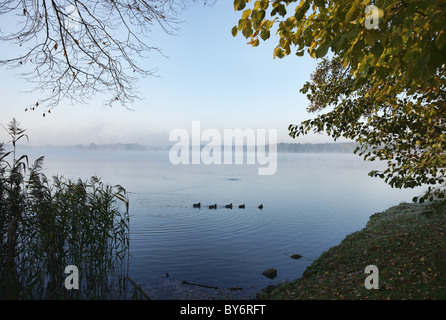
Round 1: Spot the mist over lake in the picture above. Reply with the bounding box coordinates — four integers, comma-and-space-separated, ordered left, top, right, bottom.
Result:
20, 145, 425, 299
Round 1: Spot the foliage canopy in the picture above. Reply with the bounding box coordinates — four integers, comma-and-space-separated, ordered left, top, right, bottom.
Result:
232, 0, 445, 200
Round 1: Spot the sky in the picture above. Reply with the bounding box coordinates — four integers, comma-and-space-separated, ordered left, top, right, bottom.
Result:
0, 1, 338, 147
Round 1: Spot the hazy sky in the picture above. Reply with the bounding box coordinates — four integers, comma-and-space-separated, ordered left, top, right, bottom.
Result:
0, 1, 337, 146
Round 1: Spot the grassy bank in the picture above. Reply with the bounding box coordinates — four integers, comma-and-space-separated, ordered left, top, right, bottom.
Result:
260, 202, 446, 300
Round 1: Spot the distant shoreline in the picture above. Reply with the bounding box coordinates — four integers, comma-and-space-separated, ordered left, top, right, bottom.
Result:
9, 142, 359, 153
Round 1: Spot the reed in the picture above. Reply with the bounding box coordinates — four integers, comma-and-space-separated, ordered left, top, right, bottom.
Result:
0, 119, 130, 299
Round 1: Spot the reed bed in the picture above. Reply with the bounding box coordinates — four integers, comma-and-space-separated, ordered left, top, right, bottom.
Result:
0, 119, 131, 299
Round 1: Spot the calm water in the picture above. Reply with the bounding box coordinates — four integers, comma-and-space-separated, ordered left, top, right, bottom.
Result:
21, 147, 425, 299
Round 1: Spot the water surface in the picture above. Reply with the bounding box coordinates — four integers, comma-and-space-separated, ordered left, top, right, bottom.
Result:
22, 148, 424, 299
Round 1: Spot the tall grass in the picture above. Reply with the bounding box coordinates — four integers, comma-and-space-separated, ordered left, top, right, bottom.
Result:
0, 119, 130, 299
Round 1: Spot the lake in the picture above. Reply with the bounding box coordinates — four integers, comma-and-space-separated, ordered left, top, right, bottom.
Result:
20, 147, 425, 299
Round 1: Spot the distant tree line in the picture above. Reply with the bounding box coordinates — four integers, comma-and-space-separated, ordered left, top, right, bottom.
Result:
275, 142, 358, 153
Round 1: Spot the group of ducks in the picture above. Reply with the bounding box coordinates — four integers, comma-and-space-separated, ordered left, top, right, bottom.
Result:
193, 203, 263, 209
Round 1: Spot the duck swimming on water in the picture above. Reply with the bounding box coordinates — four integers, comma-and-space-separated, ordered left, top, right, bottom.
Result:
209, 204, 217, 209
258, 204, 263, 209
239, 204, 245, 209
193, 203, 201, 208
225, 203, 233, 209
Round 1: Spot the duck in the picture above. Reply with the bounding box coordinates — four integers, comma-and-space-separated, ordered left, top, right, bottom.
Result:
239, 204, 245, 209
209, 204, 217, 209
258, 204, 263, 209
193, 203, 201, 208
225, 203, 233, 209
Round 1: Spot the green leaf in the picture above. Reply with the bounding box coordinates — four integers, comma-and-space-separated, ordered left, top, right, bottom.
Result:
234, 0, 246, 11
294, 5, 307, 21
253, 10, 266, 22
315, 44, 329, 58
277, 3, 287, 17
242, 9, 251, 20
436, 30, 446, 49
314, 0, 325, 8
231, 26, 238, 37
274, 47, 285, 58
389, 35, 402, 48
345, 3, 359, 23
364, 31, 376, 46
242, 25, 253, 38
370, 42, 383, 57
254, 1, 261, 10
331, 34, 347, 51
260, 29, 270, 40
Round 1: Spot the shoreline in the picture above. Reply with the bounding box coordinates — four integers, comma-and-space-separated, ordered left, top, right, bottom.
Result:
258, 201, 446, 300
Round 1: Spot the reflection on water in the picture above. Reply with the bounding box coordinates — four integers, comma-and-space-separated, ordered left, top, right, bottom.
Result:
21, 148, 425, 299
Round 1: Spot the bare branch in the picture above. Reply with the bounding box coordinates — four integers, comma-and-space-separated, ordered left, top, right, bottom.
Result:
0, 0, 209, 112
